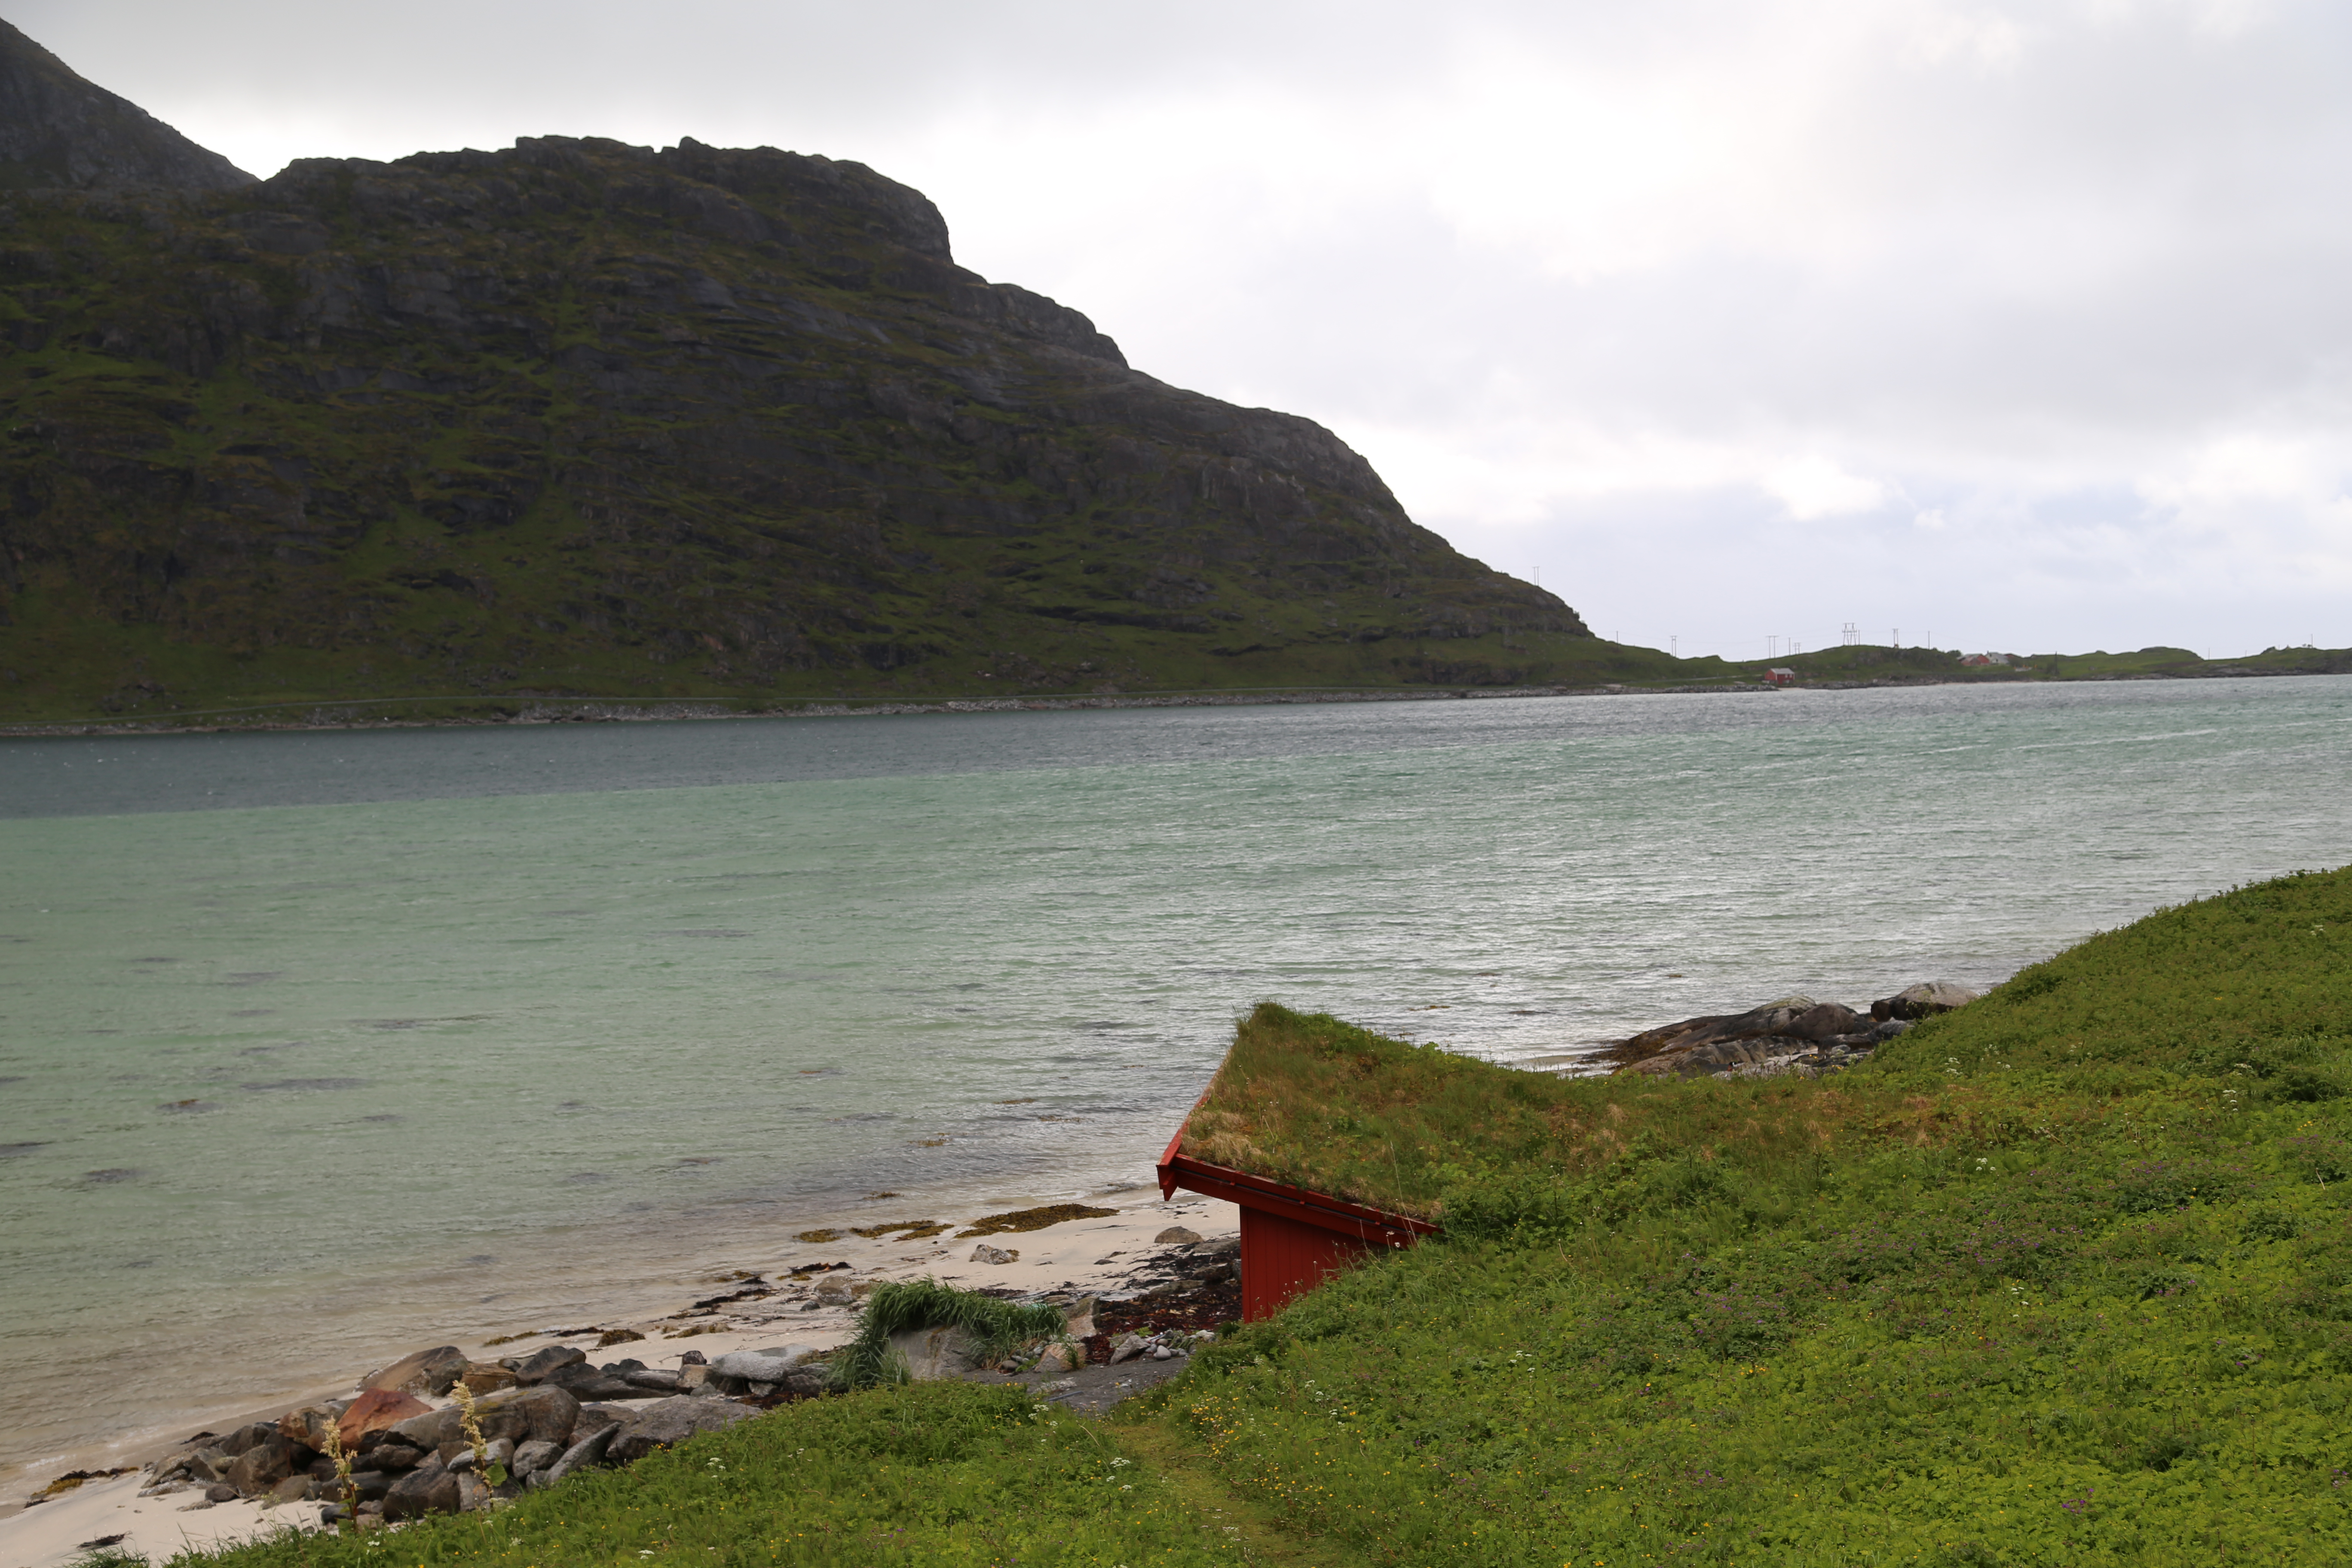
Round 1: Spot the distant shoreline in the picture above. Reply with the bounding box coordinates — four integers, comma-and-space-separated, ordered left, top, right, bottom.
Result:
0, 665, 2326, 739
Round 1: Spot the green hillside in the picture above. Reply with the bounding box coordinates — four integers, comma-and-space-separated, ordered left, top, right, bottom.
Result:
0, 127, 1637, 725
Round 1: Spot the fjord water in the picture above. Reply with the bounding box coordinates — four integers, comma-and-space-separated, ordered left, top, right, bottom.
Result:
3, 677, 2349, 1482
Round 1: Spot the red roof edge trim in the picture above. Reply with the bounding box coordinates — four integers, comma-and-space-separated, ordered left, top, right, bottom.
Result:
1156, 1119, 1188, 1201
1157, 1064, 1227, 1201
1157, 1150, 1437, 1249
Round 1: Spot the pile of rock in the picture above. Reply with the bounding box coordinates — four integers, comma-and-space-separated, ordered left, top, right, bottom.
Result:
1606, 982, 1981, 1080
1109, 1232, 1239, 1299
135, 1339, 790, 1523
1103, 1328, 1204, 1365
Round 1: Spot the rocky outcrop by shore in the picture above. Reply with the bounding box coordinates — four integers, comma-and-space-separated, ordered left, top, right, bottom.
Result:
57, 1222, 1243, 1531
1602, 981, 1981, 1079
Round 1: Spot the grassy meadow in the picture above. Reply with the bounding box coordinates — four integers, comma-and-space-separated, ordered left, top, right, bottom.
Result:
152, 867, 2350, 1567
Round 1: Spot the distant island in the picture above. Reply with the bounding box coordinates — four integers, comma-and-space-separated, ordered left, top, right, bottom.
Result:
1, 19, 2345, 732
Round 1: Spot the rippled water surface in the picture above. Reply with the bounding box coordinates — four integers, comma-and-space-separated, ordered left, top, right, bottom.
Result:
3, 677, 2349, 1481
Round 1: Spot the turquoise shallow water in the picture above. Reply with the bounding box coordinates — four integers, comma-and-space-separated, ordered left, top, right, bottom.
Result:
2, 677, 2348, 1482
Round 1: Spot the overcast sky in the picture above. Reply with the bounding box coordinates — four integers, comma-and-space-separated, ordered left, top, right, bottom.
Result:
21, 0, 2352, 658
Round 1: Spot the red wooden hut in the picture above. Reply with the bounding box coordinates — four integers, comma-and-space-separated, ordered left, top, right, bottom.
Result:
1156, 1118, 1436, 1321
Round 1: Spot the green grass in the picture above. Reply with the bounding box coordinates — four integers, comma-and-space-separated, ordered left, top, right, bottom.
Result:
164, 1382, 1262, 1566
1173, 1002, 2008, 1224
159, 867, 2352, 1566
832, 1280, 1068, 1389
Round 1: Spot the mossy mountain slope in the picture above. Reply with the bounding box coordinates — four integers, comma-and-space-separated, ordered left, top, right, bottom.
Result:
0, 20, 254, 192
0, 130, 1590, 719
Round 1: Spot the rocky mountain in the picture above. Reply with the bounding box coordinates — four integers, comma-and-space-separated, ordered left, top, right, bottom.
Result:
0, 38, 1601, 721
0, 20, 254, 192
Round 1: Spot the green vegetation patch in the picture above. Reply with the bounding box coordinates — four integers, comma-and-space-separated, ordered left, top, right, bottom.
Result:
179, 1381, 1250, 1567
1177, 1002, 2006, 1222
1116, 868, 2352, 1563
1879, 866, 2352, 1078
956, 1203, 1121, 1237
832, 1280, 1068, 1390
846, 1220, 952, 1241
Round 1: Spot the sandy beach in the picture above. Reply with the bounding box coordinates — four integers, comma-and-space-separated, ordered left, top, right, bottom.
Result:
0, 1191, 1236, 1568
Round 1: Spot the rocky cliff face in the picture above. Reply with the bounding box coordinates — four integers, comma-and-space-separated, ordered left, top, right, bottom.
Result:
0, 119, 1591, 716
0, 21, 254, 192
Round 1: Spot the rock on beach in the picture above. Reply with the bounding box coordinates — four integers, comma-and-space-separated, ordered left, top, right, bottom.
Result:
362, 1345, 467, 1397
605, 1396, 757, 1465
1607, 983, 1964, 1079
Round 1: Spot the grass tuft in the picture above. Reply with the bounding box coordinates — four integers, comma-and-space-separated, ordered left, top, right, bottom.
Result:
832, 1280, 1069, 1390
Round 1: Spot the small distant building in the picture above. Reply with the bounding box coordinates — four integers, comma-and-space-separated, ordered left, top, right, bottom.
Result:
1762, 667, 1796, 686
1960, 653, 2010, 667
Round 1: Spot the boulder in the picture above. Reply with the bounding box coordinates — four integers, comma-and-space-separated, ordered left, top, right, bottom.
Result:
459, 1362, 520, 1394
216, 1423, 272, 1457
447, 1437, 512, 1475
276, 1406, 340, 1451
336, 1389, 430, 1452
887, 1325, 981, 1382
363, 1345, 469, 1398
348, 1470, 396, 1503
458, 1473, 521, 1512
223, 1433, 300, 1494
510, 1345, 588, 1383
573, 1404, 628, 1440
1610, 1000, 1830, 1066
388, 1384, 579, 1454
542, 1362, 636, 1400
204, 1482, 238, 1504
709, 1347, 821, 1383
1063, 1296, 1097, 1339
812, 1275, 858, 1304
1154, 1226, 1203, 1246
270, 1475, 313, 1504
1871, 982, 1980, 1021
970, 1244, 1018, 1265
510, 1439, 564, 1479
1031, 1342, 1078, 1374
354, 1434, 425, 1471
534, 1424, 614, 1488
605, 1396, 758, 1465
382, 1464, 459, 1521
1107, 1332, 1149, 1366
1788, 1003, 1866, 1041
622, 1368, 681, 1393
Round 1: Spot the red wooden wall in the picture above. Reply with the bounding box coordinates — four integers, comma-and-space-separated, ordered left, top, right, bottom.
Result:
1239, 1205, 1379, 1320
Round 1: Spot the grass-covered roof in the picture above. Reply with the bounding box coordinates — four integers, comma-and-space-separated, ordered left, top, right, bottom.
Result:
1180, 865, 2352, 1222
